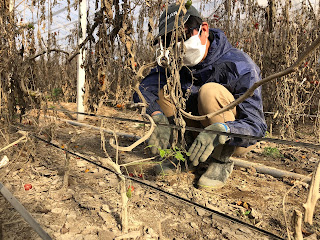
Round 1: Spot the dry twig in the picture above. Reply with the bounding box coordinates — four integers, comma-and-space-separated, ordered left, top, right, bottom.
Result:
27, 49, 69, 61
293, 210, 303, 240
303, 160, 320, 225
133, 61, 157, 115
99, 156, 128, 233
61, 144, 70, 190
0, 131, 28, 153
282, 173, 312, 240
109, 114, 155, 152
119, 157, 156, 167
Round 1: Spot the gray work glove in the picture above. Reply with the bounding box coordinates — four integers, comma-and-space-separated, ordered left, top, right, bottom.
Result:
149, 114, 172, 155
188, 123, 230, 166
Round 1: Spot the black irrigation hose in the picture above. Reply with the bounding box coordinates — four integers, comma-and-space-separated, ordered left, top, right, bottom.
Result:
31, 133, 284, 240
48, 108, 320, 151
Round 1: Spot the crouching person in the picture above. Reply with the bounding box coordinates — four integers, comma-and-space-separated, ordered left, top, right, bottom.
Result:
133, 3, 267, 190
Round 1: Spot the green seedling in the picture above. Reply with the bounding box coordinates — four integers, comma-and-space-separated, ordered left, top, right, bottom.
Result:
146, 146, 191, 176
244, 210, 251, 215
146, 145, 190, 162
262, 147, 282, 158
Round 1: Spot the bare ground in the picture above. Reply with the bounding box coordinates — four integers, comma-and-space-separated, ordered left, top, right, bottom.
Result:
0, 103, 319, 240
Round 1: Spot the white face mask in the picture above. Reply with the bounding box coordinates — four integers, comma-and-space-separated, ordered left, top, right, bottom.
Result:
178, 27, 207, 67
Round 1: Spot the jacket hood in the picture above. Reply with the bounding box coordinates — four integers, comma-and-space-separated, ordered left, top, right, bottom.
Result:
194, 28, 233, 68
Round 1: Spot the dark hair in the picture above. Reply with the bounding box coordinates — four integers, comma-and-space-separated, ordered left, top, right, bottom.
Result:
185, 16, 203, 29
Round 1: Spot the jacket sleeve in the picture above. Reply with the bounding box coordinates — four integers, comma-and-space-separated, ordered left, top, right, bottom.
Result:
133, 66, 167, 115
225, 69, 267, 147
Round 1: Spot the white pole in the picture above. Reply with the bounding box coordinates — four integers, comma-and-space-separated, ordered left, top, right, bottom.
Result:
77, 0, 87, 121
9, 0, 14, 12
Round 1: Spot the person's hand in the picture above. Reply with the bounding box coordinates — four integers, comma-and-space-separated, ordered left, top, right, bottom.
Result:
149, 113, 172, 155
188, 123, 230, 166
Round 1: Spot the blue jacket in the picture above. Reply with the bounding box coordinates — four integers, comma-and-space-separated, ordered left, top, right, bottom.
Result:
134, 29, 267, 147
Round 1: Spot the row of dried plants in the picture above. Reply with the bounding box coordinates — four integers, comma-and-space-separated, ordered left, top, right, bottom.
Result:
0, 0, 320, 142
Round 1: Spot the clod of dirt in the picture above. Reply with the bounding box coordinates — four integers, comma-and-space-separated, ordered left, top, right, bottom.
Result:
101, 204, 111, 213
60, 224, 69, 234
114, 231, 140, 240
246, 166, 257, 175
195, 206, 207, 216
51, 208, 63, 214
190, 222, 198, 229
98, 230, 116, 240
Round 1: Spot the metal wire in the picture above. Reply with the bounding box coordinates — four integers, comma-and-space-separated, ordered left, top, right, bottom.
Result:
47, 108, 320, 150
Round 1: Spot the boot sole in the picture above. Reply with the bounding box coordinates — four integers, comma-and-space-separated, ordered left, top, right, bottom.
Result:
197, 182, 225, 192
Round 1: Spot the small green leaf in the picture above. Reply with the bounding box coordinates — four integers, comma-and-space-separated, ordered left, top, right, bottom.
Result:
145, 145, 155, 149
175, 151, 185, 161
159, 149, 166, 158
126, 188, 132, 198
186, 152, 191, 157
244, 210, 251, 215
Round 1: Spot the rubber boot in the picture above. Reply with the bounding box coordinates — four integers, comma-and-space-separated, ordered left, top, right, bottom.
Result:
197, 145, 235, 190
198, 161, 234, 189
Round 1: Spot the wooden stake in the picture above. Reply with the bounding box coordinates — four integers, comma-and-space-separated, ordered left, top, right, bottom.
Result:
303, 161, 320, 225
293, 210, 303, 240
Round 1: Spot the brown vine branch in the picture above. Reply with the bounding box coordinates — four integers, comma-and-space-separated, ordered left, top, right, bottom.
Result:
67, 7, 126, 63
109, 114, 155, 151
282, 171, 312, 240
180, 34, 320, 121
99, 156, 128, 233
133, 61, 157, 114
20, 67, 43, 98
67, 35, 91, 62
27, 49, 69, 61
136, 61, 157, 80
67, 8, 105, 62
0, 131, 27, 153
303, 160, 320, 225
